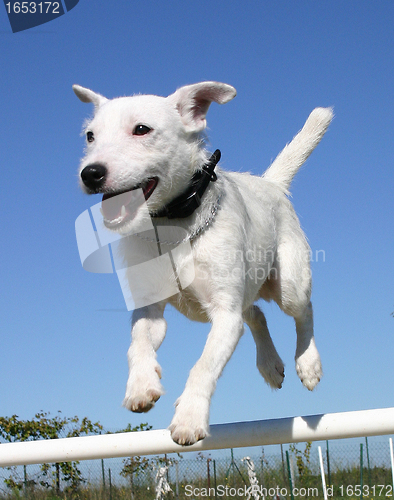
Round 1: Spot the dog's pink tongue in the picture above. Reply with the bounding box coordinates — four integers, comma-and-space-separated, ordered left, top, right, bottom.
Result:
102, 191, 133, 221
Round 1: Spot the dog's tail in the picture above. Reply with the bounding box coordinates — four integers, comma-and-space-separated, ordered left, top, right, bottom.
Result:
262, 107, 333, 193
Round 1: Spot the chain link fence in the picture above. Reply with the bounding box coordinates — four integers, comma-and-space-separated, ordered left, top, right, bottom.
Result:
1, 438, 393, 499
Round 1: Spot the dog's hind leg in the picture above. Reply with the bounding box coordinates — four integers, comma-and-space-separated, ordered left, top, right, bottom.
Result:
294, 301, 322, 390
243, 305, 285, 389
274, 233, 323, 391
123, 302, 167, 413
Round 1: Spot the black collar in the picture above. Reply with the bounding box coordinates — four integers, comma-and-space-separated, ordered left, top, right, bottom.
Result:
151, 149, 221, 219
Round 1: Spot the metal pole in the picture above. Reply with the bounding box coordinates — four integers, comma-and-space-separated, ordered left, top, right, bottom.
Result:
164, 453, 170, 488
365, 436, 371, 487
214, 459, 217, 500
23, 464, 28, 498
280, 444, 286, 484
101, 458, 106, 488
175, 461, 179, 500
389, 438, 394, 495
109, 468, 112, 500
2, 407, 394, 466
360, 443, 363, 491
286, 450, 294, 500
326, 440, 331, 487
231, 448, 235, 487
318, 446, 328, 500
55, 462, 60, 495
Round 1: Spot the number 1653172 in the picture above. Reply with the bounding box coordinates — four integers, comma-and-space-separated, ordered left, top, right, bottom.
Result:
5, 2, 61, 14
339, 484, 392, 497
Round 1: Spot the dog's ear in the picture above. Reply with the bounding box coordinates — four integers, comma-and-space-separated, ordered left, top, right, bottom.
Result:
73, 85, 108, 109
169, 82, 236, 133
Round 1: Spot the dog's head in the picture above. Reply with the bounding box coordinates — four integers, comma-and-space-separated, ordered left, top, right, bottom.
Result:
73, 82, 236, 234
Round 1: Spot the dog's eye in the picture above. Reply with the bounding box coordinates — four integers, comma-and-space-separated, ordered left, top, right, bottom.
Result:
86, 131, 94, 143
133, 124, 152, 136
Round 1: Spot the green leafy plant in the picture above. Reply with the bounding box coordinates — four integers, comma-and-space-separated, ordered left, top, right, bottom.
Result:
289, 441, 312, 484
0, 412, 103, 497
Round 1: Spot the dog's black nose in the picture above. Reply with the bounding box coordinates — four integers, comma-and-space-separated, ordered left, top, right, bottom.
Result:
80, 163, 107, 192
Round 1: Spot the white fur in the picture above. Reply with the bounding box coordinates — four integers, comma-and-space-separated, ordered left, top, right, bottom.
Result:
73, 82, 332, 446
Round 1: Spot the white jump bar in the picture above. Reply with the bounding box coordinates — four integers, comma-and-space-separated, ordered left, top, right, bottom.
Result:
1, 407, 394, 467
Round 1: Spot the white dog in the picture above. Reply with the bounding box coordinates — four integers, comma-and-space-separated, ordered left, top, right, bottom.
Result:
73, 81, 332, 445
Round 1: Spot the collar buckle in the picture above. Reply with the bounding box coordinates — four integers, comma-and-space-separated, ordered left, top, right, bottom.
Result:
152, 149, 221, 219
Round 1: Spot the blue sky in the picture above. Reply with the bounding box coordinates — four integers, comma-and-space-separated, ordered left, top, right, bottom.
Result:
1, 0, 394, 454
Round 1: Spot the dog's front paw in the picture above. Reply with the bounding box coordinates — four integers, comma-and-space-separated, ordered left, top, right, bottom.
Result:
169, 396, 209, 446
123, 361, 164, 413
295, 348, 322, 391
123, 388, 163, 413
169, 423, 207, 446
169, 424, 207, 446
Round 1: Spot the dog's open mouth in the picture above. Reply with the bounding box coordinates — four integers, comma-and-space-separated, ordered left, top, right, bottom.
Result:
101, 177, 158, 228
